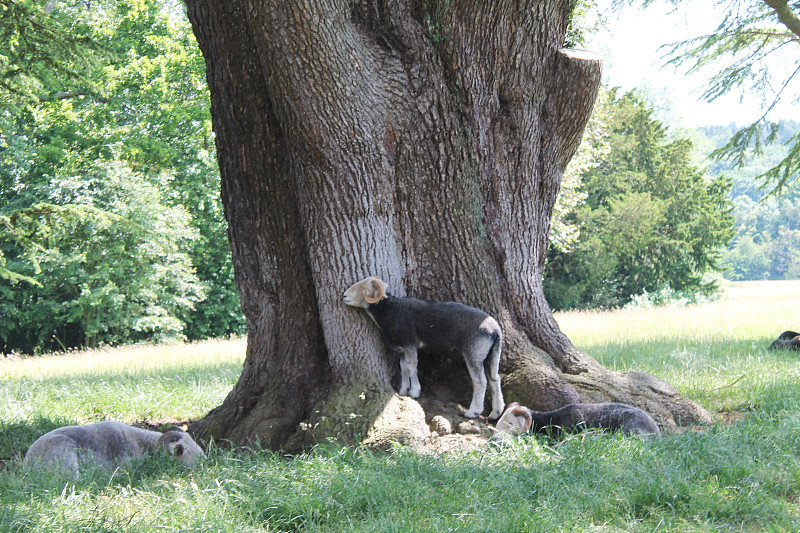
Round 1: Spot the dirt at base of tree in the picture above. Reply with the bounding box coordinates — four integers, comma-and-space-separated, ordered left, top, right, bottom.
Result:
410, 396, 497, 455
374, 395, 712, 456
133, 397, 714, 458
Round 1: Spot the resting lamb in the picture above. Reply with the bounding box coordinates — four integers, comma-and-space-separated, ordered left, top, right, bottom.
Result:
495, 401, 660, 437
23, 421, 206, 475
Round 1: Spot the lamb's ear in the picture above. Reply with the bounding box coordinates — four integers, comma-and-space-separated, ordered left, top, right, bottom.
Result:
363, 278, 385, 304
511, 406, 533, 431
158, 431, 182, 451
170, 443, 185, 458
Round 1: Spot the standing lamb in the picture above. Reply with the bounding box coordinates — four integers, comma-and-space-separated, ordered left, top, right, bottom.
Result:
23, 421, 206, 476
343, 276, 505, 419
495, 401, 660, 437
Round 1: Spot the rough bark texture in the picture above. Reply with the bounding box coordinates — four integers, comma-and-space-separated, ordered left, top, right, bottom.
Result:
185, 0, 711, 451
763, 0, 800, 39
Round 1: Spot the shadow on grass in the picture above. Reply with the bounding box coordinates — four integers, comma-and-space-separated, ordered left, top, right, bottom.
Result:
0, 416, 74, 460
3, 417, 799, 532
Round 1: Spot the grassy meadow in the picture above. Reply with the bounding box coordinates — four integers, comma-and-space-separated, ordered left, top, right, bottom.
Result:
1, 281, 799, 532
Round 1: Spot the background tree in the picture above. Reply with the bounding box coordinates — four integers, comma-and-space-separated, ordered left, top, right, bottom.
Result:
0, 0, 245, 352
0, 162, 205, 353
544, 90, 736, 310
651, 0, 800, 193
185, 0, 710, 451
0, 0, 105, 111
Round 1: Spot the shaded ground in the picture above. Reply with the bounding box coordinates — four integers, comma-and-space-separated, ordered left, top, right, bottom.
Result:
412, 396, 497, 455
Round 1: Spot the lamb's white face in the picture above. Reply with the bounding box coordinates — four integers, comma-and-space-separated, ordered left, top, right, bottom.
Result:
160, 431, 207, 468
495, 403, 531, 435
343, 277, 386, 308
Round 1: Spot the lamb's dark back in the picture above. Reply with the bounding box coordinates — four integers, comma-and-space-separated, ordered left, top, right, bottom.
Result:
367, 296, 496, 354
530, 403, 659, 435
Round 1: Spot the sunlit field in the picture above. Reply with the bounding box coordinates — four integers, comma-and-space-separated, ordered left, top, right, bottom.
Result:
1, 282, 799, 532
555, 280, 800, 415
0, 339, 246, 458
556, 280, 799, 348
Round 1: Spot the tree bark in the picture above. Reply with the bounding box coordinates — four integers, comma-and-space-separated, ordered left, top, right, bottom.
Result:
763, 0, 800, 40
185, 0, 710, 451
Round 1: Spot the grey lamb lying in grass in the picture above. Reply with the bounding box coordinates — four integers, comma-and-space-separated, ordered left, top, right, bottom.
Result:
23, 421, 206, 475
495, 401, 660, 437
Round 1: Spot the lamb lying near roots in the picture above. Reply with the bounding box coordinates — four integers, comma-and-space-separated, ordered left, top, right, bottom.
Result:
495, 401, 661, 438
23, 421, 206, 476
343, 276, 505, 419
768, 330, 800, 351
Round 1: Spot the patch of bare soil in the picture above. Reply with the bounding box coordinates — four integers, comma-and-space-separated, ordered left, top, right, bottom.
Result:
415, 433, 491, 455
412, 397, 495, 456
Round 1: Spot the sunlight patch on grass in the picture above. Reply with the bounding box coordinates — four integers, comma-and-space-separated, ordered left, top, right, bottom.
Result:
0, 339, 245, 453
555, 280, 800, 416
555, 280, 800, 350
0, 338, 246, 381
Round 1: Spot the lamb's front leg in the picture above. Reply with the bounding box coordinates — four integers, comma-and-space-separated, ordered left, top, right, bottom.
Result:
398, 346, 421, 398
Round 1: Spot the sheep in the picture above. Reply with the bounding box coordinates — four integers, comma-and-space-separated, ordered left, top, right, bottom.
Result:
23, 421, 206, 476
495, 401, 661, 437
768, 330, 800, 351
343, 276, 505, 419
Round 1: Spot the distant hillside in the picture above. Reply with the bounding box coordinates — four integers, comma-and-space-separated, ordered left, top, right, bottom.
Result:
697, 120, 800, 201
699, 120, 800, 150
695, 120, 800, 281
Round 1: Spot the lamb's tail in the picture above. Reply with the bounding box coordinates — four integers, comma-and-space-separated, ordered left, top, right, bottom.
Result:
485, 331, 502, 382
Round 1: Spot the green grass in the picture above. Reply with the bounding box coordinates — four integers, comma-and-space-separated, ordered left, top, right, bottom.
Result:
0, 339, 246, 460
556, 280, 800, 416
2, 281, 800, 532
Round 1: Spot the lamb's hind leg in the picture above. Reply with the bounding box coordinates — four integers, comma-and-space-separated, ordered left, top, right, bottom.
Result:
24, 435, 81, 476
487, 373, 504, 420
463, 359, 487, 419
486, 348, 505, 420
397, 346, 421, 398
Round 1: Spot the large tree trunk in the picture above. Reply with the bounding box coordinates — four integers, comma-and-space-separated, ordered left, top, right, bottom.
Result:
185, 0, 710, 451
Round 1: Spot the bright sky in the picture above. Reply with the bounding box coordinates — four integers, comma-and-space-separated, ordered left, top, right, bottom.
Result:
585, 0, 800, 128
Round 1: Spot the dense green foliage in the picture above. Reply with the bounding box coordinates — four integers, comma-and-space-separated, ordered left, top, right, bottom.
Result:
2, 282, 799, 531
0, 0, 106, 111
1, 165, 205, 353
544, 90, 735, 310
700, 121, 800, 280
0, 0, 244, 354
